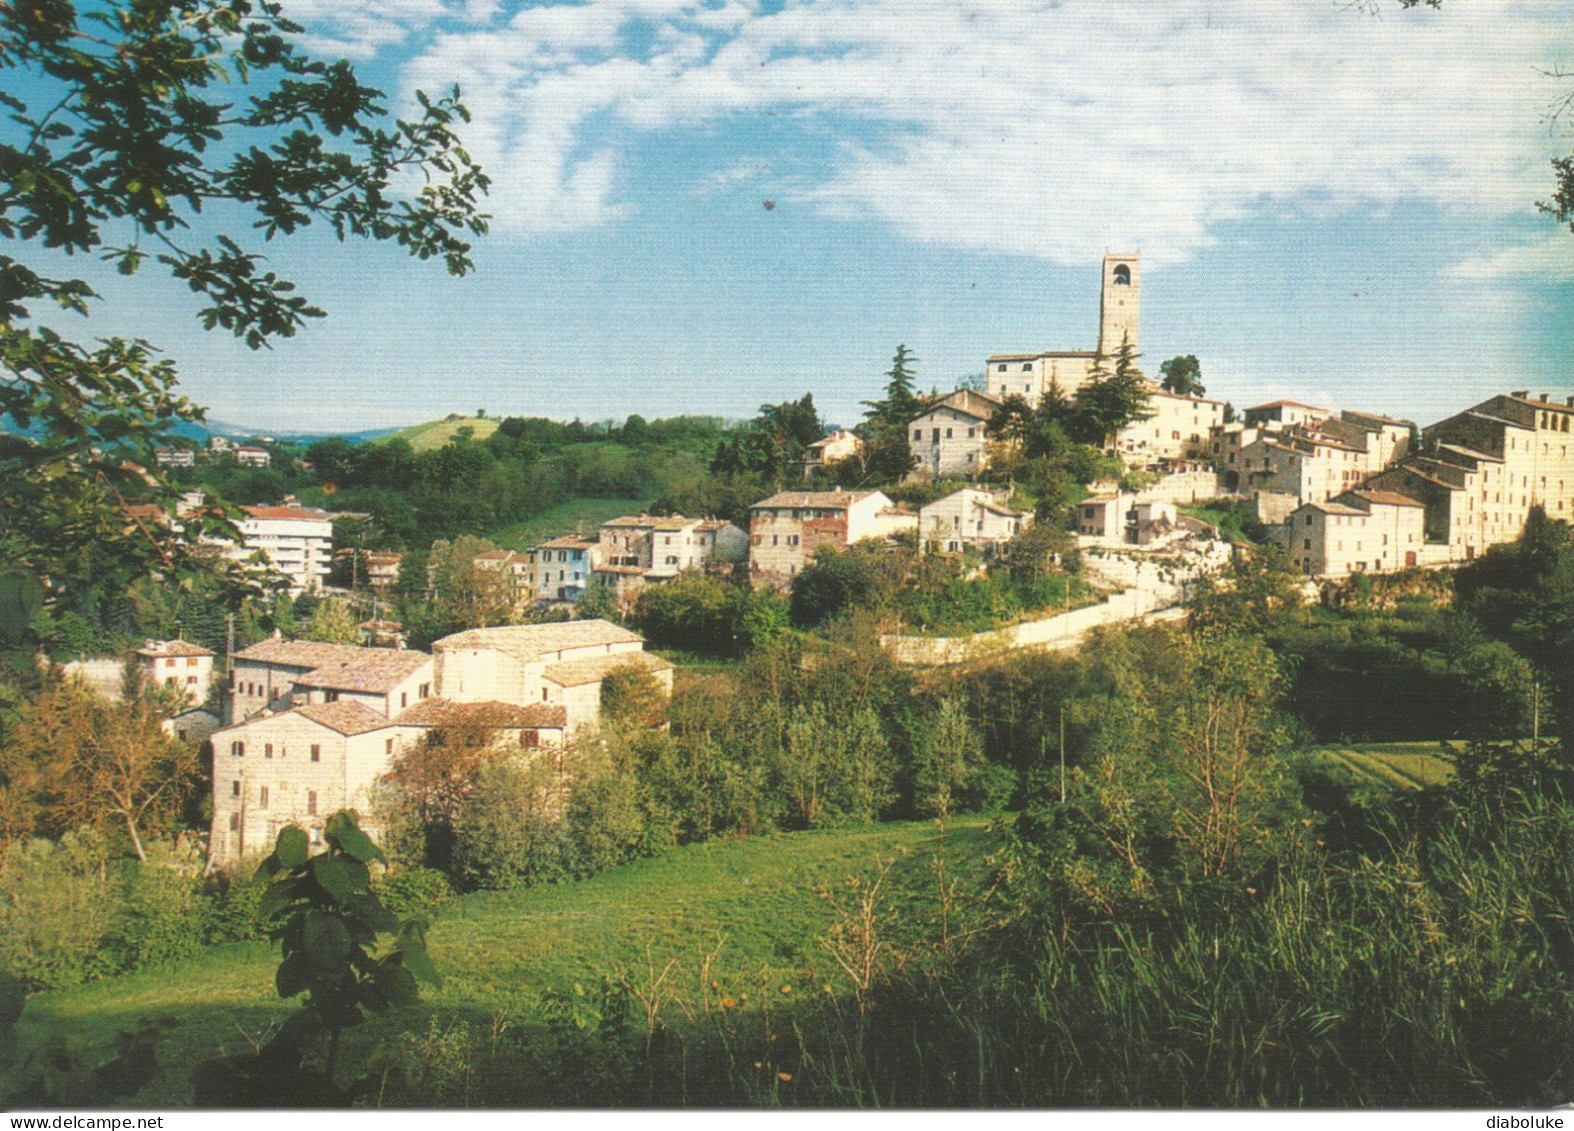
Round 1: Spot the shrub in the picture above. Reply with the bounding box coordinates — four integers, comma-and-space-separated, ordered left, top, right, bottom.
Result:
0, 830, 124, 989
378, 866, 455, 919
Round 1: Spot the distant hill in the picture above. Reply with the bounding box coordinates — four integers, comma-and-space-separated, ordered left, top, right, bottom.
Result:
374, 415, 500, 452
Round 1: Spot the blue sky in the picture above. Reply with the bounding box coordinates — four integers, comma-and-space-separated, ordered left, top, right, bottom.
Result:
54, 0, 1574, 433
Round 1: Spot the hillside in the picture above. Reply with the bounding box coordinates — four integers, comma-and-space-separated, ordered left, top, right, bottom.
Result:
375, 415, 500, 452
13, 816, 1000, 1108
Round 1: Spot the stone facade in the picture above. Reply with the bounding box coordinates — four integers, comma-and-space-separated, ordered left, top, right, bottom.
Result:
136, 638, 215, 708
1114, 390, 1227, 467
748, 490, 896, 582
908, 390, 1000, 479
918, 488, 1029, 553
1272, 490, 1426, 577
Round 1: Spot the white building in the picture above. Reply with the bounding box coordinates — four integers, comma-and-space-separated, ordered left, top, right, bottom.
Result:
135, 638, 216, 707
985, 252, 1141, 405
908, 389, 1000, 479
1114, 390, 1228, 467
918, 489, 1030, 553
229, 637, 433, 722
531, 536, 599, 602
1272, 489, 1427, 577
233, 504, 334, 593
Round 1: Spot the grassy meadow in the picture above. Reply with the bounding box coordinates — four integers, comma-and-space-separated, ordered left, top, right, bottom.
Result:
489, 497, 654, 551
15, 817, 1001, 1107
376, 416, 501, 452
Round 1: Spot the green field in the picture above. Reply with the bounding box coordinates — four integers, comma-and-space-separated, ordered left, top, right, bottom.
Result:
376, 416, 500, 452
14, 817, 999, 1107
489, 497, 653, 551
1316, 741, 1460, 790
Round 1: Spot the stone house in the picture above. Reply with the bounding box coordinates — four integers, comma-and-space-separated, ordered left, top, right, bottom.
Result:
229, 637, 433, 723
135, 638, 215, 707
532, 535, 599, 602
907, 389, 1000, 479
1114, 390, 1228, 467
748, 490, 913, 582
1272, 489, 1426, 576
918, 488, 1030, 553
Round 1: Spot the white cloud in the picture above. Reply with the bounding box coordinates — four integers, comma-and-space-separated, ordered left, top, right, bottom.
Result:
294, 0, 1573, 257
1447, 236, 1574, 281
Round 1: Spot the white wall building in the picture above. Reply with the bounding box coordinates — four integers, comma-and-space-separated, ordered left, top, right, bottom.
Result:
908, 389, 1000, 479
918, 489, 1030, 553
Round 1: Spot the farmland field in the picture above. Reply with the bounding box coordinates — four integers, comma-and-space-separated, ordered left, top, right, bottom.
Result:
1316, 741, 1460, 790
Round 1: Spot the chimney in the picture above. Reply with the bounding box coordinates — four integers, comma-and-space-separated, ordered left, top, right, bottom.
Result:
1511, 390, 1530, 399
1540, 393, 1550, 403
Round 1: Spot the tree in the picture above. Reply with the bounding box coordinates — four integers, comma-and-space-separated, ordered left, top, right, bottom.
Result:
304, 598, 360, 645
0, 1, 488, 633
863, 345, 921, 427
855, 345, 922, 483
0, 674, 200, 860
1158, 355, 1205, 397
1072, 333, 1152, 446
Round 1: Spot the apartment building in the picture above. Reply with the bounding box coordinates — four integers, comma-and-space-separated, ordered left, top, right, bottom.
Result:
233, 504, 334, 593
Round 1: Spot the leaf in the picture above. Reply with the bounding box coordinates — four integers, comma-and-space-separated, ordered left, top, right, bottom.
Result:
275, 952, 310, 999
397, 920, 442, 988
370, 962, 419, 1009
302, 910, 353, 974
275, 824, 309, 869
345, 892, 400, 936
256, 879, 300, 923
310, 855, 355, 905
329, 823, 385, 865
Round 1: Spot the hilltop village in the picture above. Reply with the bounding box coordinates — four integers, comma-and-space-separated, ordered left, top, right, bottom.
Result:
93, 253, 1570, 868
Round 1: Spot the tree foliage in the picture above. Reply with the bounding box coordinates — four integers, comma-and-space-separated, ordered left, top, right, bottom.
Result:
1158, 354, 1205, 397
0, 0, 488, 629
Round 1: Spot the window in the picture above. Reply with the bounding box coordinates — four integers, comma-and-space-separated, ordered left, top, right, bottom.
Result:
1022, 362, 1032, 372
1112, 263, 1131, 285
419, 682, 431, 699
229, 813, 239, 831
259, 786, 269, 809
1303, 539, 1312, 550
967, 427, 975, 438
310, 743, 320, 763
324, 690, 339, 703
401, 692, 408, 708
996, 363, 1007, 372
232, 741, 244, 757
913, 429, 922, 440
522, 730, 541, 749
187, 675, 197, 685
385, 738, 394, 755
187, 657, 198, 667
232, 780, 241, 797
932, 428, 940, 442
307, 791, 318, 817
945, 427, 953, 439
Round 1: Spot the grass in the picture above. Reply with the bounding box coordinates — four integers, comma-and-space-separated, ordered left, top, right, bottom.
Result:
14, 817, 1001, 1107
489, 497, 653, 551
375, 416, 500, 453
1315, 740, 1460, 790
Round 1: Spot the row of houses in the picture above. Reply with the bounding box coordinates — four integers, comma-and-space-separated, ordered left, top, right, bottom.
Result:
206, 619, 670, 867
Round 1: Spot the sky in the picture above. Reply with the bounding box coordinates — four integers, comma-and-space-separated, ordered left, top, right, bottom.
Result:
42, 0, 1574, 433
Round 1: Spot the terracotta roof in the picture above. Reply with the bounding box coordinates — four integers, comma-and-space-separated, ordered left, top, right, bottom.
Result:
978, 500, 1028, 518
752, 490, 883, 509
912, 388, 1001, 423
1434, 443, 1503, 465
1306, 501, 1368, 516
136, 639, 215, 659
294, 649, 431, 693
536, 535, 597, 550
593, 564, 648, 576
234, 639, 377, 669
1346, 489, 1424, 509
601, 515, 654, 528
985, 351, 1096, 361
241, 505, 333, 522
433, 620, 644, 663
211, 701, 392, 737
295, 701, 397, 736
544, 650, 672, 688
694, 519, 734, 532
395, 698, 567, 730
1246, 400, 1329, 413
1503, 393, 1574, 414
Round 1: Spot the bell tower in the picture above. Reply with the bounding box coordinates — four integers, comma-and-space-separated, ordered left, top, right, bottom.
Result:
1097, 251, 1140, 358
